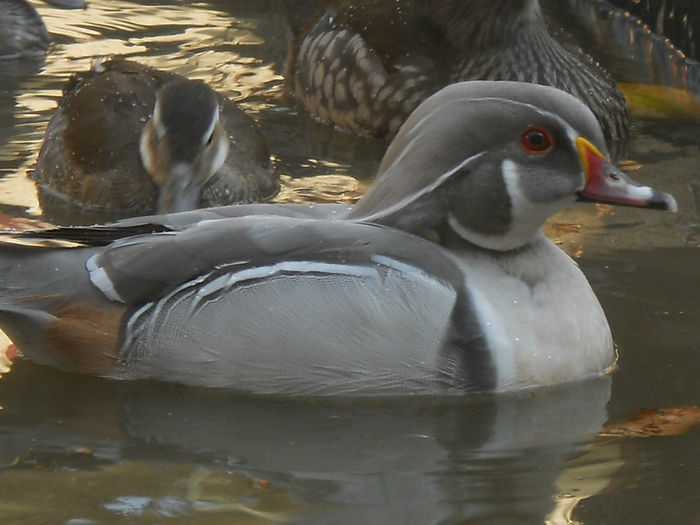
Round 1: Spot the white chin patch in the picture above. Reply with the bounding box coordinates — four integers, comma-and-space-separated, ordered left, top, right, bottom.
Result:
447, 159, 562, 251
201, 106, 219, 145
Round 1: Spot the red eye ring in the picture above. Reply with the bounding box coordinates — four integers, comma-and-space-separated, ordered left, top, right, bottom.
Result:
521, 126, 553, 154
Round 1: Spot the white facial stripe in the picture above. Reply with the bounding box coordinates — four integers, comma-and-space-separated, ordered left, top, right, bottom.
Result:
152, 100, 167, 139
380, 132, 424, 175
152, 99, 161, 125
564, 124, 579, 150
202, 106, 219, 145
357, 151, 487, 222
355, 97, 588, 226
504, 158, 574, 246
501, 158, 525, 217
208, 130, 229, 177
448, 159, 570, 251
139, 124, 155, 174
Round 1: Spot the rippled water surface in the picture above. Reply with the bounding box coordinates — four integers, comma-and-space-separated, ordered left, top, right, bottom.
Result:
0, 1, 698, 523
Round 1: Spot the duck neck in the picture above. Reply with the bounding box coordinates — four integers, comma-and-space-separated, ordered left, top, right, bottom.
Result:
435, 218, 546, 256
429, 0, 626, 142
430, 0, 542, 53
429, 0, 590, 88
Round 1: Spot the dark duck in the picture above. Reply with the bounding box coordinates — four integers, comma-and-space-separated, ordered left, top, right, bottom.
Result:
33, 57, 279, 224
286, 0, 629, 144
0, 0, 49, 59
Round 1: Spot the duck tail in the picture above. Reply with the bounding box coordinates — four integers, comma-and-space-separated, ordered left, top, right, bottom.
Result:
0, 240, 101, 368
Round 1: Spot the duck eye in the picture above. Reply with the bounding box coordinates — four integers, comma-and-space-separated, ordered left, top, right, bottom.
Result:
521, 127, 553, 154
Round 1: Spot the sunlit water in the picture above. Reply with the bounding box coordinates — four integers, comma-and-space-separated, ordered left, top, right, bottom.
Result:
0, 1, 697, 523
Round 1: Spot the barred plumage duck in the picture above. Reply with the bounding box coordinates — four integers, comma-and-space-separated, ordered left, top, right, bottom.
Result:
288, 0, 629, 144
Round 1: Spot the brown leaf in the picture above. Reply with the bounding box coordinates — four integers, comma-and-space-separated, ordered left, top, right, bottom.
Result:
0, 341, 18, 375
600, 406, 700, 438
0, 212, 51, 233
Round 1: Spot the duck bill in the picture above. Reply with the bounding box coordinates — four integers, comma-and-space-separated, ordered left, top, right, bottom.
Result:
157, 163, 202, 213
575, 137, 678, 212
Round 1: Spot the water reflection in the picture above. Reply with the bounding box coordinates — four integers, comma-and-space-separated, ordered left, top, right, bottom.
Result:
0, 363, 611, 523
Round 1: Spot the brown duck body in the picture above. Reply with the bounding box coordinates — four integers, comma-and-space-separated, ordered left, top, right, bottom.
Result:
287, 0, 629, 144
33, 58, 278, 224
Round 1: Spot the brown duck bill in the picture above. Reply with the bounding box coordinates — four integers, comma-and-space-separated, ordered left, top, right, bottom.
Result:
157, 163, 203, 213
575, 137, 678, 212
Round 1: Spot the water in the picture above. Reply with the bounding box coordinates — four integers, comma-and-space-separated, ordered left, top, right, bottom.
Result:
0, 1, 698, 523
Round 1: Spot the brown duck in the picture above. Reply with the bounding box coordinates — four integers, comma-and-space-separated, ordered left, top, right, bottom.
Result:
33, 57, 279, 224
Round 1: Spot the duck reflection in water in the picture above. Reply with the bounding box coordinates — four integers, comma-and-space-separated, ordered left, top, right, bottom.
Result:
0, 362, 613, 523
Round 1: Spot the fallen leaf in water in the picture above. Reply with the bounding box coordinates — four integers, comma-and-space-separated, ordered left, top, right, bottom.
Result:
249, 477, 270, 487
548, 222, 582, 234
599, 406, 700, 438
618, 159, 643, 172
542, 205, 613, 257
0, 341, 17, 375
67, 446, 94, 456
0, 212, 51, 233
5, 344, 18, 361
619, 83, 700, 119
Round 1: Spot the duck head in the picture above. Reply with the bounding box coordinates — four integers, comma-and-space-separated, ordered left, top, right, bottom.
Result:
140, 79, 230, 213
348, 81, 676, 251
